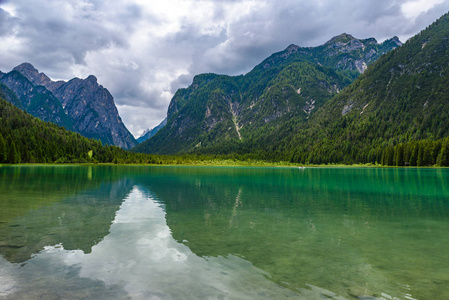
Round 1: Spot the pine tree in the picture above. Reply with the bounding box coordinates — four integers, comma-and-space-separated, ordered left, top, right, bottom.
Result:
8, 140, 18, 164
437, 137, 449, 166
417, 144, 424, 166
395, 144, 405, 166
409, 143, 418, 166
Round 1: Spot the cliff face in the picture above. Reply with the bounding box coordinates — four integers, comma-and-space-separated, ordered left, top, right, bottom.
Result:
52, 75, 137, 149
0, 63, 137, 149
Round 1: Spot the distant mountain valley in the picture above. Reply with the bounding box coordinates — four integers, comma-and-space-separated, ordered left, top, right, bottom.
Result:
137, 118, 167, 144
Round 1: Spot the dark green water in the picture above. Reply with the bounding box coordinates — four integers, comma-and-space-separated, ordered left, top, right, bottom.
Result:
0, 165, 448, 299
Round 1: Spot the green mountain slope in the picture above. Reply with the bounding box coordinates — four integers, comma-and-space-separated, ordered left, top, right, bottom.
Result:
135, 74, 243, 154
280, 12, 449, 165
137, 12, 449, 167
0, 97, 100, 163
134, 34, 400, 154
193, 12, 449, 166
0, 82, 23, 109
0, 97, 149, 164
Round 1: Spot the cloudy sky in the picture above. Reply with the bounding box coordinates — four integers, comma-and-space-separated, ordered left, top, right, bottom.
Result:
1, 0, 448, 137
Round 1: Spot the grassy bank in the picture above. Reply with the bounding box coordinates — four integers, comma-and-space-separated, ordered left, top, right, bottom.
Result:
2, 160, 448, 168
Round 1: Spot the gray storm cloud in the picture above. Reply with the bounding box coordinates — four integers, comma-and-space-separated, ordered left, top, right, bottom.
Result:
0, 0, 448, 137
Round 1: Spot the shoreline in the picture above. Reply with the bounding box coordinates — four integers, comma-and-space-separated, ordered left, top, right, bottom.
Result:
0, 161, 447, 169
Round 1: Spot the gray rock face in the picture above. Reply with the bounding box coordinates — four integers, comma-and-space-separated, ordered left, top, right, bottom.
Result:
13, 63, 67, 96
262, 33, 401, 74
13, 63, 58, 90
1, 63, 137, 149
53, 75, 137, 149
0, 70, 72, 129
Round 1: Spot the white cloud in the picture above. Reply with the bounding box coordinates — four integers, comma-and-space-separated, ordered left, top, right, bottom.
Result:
0, 2, 16, 16
116, 104, 165, 138
402, 0, 445, 19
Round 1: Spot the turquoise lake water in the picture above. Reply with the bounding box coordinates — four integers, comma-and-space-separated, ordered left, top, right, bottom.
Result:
0, 165, 448, 299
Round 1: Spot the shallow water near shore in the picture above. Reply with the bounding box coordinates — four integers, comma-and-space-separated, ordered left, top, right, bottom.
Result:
0, 165, 448, 299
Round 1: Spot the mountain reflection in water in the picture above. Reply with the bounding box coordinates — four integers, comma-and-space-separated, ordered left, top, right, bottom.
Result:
1, 187, 315, 299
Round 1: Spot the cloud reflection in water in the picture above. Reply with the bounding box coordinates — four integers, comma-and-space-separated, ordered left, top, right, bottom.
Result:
2, 186, 312, 299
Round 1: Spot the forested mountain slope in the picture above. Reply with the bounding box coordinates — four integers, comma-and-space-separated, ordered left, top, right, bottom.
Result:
280, 11, 449, 165
195, 12, 449, 166
134, 34, 401, 154
0, 96, 152, 164
136, 12, 449, 166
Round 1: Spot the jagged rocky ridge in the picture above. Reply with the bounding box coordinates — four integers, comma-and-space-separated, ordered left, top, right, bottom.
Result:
0, 63, 137, 149
133, 34, 402, 154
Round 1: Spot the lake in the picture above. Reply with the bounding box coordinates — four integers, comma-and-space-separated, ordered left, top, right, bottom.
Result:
0, 165, 448, 299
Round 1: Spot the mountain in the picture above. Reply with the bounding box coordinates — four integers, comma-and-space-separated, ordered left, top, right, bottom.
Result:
0, 63, 137, 149
0, 71, 73, 129
137, 118, 167, 143
133, 34, 401, 154
187, 12, 449, 166
280, 12, 449, 165
0, 95, 164, 164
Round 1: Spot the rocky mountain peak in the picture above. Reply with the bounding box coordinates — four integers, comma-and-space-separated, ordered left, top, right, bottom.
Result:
13, 62, 52, 88
285, 44, 300, 52
324, 33, 372, 54
86, 75, 98, 83
389, 36, 402, 46
13, 62, 38, 74
13, 62, 65, 93
52, 74, 137, 149
280, 44, 301, 58
325, 33, 356, 45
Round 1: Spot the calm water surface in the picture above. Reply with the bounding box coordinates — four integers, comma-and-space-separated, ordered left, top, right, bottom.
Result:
0, 165, 448, 299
